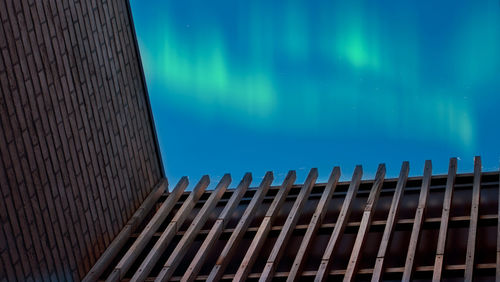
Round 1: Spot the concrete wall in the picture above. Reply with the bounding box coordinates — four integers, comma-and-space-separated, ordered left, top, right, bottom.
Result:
0, 0, 163, 280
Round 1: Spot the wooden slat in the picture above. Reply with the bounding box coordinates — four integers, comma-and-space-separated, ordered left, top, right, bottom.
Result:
129, 176, 210, 282
497, 251, 500, 282
155, 174, 232, 282
497, 167, 500, 281
259, 168, 319, 282
82, 178, 167, 282
371, 162, 409, 281
315, 165, 363, 282
182, 173, 252, 282
206, 172, 274, 282
232, 170, 297, 281
343, 164, 386, 282
287, 167, 341, 282
107, 178, 188, 281
132, 211, 499, 239
164, 262, 499, 281
402, 160, 432, 281
432, 157, 457, 282
464, 156, 481, 281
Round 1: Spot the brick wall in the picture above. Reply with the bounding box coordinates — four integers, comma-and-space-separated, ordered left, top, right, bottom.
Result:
0, 0, 164, 280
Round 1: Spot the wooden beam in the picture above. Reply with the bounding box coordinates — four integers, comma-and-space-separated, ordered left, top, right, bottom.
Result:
464, 156, 482, 281
165, 262, 499, 281
107, 178, 188, 281
343, 164, 386, 282
233, 170, 297, 281
132, 212, 499, 239
259, 168, 319, 282
82, 178, 167, 282
315, 165, 363, 282
130, 176, 210, 282
287, 167, 341, 282
182, 173, 252, 282
155, 174, 232, 282
206, 172, 274, 282
402, 160, 432, 281
432, 157, 457, 282
371, 162, 409, 281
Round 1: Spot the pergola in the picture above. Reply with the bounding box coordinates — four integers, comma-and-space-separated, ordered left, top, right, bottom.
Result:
86, 157, 500, 281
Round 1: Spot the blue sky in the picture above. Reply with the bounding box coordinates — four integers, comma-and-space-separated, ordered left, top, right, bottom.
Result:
130, 0, 500, 188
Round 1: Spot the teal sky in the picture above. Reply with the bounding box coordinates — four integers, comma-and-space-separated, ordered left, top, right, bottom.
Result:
130, 0, 500, 188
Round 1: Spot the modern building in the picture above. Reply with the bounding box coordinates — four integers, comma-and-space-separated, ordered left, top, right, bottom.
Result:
0, 0, 163, 280
1, 0, 499, 281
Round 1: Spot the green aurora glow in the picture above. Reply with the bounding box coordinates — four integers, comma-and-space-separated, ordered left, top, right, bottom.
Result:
131, 0, 500, 183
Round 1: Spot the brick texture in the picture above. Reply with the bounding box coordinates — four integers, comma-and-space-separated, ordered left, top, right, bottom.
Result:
0, 0, 164, 280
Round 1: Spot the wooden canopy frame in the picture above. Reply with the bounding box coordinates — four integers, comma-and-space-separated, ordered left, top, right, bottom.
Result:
85, 157, 500, 281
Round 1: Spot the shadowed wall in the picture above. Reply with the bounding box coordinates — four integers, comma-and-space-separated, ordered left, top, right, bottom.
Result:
0, 0, 163, 280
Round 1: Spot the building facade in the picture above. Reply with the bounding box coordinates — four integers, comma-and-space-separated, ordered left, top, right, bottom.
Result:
0, 0, 164, 280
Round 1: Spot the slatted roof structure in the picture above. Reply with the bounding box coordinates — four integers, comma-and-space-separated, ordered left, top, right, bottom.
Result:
84, 157, 500, 281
